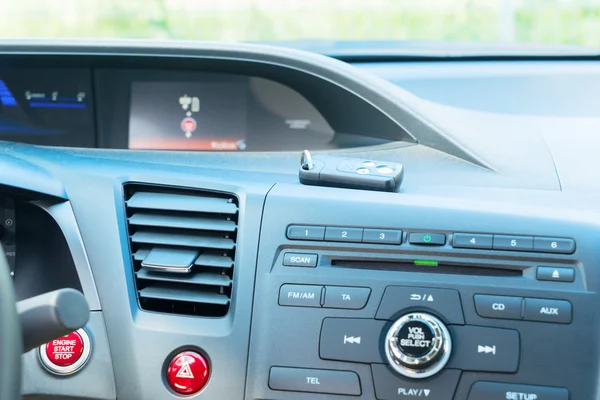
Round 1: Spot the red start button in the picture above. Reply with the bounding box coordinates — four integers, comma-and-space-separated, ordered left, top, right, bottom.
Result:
166, 351, 210, 395
39, 328, 91, 375
45, 331, 85, 366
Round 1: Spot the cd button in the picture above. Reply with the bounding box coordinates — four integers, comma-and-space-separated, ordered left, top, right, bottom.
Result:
474, 295, 523, 320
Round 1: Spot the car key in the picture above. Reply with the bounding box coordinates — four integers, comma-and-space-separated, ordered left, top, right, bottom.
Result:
299, 150, 404, 192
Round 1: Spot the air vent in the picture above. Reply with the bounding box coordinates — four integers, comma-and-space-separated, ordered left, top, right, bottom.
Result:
124, 184, 238, 317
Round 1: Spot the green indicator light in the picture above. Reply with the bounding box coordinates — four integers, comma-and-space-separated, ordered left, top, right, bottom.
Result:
414, 260, 438, 266
423, 235, 432, 243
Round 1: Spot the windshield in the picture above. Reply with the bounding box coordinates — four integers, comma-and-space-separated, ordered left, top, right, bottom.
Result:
0, 0, 599, 53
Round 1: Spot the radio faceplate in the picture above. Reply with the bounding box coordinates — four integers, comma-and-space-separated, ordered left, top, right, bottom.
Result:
246, 184, 598, 400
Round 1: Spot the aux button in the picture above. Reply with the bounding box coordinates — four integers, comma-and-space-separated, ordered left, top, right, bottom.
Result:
385, 313, 452, 379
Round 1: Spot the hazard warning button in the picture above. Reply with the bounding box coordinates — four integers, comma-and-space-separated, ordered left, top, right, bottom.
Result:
166, 351, 210, 395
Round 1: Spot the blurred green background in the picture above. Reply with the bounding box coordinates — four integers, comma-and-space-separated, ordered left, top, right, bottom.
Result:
0, 0, 599, 47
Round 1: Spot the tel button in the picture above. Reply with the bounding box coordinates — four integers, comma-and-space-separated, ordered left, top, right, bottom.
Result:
166, 351, 210, 395
283, 253, 318, 268
474, 295, 522, 320
524, 298, 572, 324
468, 381, 569, 400
269, 367, 361, 396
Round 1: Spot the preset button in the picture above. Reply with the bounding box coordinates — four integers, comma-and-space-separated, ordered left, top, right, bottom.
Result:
363, 229, 402, 244
493, 235, 534, 251
287, 225, 325, 241
325, 227, 363, 242
453, 233, 493, 249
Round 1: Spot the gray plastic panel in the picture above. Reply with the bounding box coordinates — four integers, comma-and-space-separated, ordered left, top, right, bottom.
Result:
246, 182, 599, 400
36, 201, 101, 311
54, 173, 269, 399
21, 312, 116, 399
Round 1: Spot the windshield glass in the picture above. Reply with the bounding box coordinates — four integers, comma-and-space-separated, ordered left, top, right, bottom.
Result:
0, 0, 599, 52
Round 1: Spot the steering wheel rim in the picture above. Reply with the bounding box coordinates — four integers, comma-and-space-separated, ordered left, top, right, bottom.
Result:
0, 248, 21, 400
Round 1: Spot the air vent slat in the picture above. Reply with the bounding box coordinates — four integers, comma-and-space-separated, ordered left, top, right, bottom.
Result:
127, 192, 237, 214
131, 230, 235, 250
195, 254, 234, 269
125, 184, 238, 318
129, 213, 237, 232
139, 285, 230, 305
137, 269, 232, 287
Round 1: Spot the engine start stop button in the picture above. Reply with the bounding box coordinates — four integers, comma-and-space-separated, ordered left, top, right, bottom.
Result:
39, 328, 91, 375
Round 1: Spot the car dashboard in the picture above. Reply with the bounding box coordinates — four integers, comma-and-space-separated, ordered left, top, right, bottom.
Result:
1, 39, 599, 400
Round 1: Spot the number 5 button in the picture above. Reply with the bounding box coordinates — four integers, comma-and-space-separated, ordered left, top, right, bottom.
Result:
452, 233, 493, 249
493, 235, 534, 251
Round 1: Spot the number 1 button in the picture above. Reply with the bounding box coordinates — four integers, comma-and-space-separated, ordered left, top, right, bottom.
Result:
452, 233, 493, 249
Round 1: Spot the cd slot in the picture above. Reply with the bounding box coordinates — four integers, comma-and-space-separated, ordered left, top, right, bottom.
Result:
330, 260, 522, 277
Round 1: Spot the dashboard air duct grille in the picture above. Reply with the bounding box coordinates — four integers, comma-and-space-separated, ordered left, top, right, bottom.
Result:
124, 184, 238, 317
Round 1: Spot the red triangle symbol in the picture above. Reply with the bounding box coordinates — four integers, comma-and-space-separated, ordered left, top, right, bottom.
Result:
176, 362, 194, 379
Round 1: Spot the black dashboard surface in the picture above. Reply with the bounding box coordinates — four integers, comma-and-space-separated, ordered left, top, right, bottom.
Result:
1, 40, 599, 400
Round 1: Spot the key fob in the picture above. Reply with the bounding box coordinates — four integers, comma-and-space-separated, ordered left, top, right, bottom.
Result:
299, 151, 404, 192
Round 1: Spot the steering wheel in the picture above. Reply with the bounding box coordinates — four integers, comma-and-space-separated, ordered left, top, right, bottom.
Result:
0, 249, 21, 400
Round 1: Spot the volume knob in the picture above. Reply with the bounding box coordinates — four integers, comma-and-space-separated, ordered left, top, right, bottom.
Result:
384, 312, 451, 379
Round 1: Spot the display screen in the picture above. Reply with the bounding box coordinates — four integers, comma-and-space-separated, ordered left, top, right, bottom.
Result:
129, 78, 249, 151
0, 69, 95, 147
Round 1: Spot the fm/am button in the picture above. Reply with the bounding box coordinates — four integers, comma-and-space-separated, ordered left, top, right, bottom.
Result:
279, 284, 322, 308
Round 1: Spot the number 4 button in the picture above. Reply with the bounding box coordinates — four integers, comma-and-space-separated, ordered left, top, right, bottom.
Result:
452, 233, 493, 249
